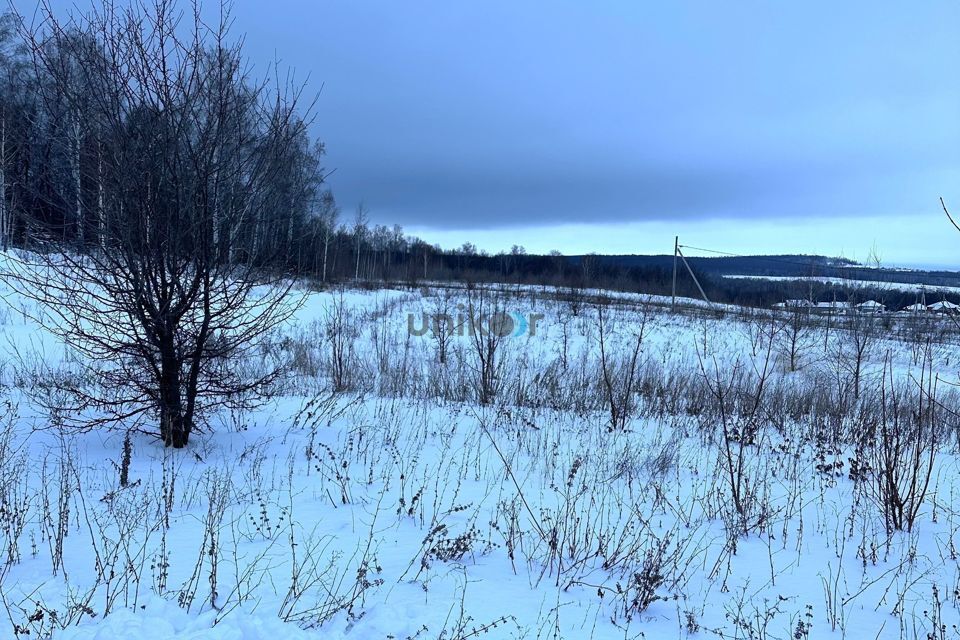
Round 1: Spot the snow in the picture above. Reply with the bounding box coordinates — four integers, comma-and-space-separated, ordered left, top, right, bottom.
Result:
55, 599, 319, 640
1, 258, 960, 638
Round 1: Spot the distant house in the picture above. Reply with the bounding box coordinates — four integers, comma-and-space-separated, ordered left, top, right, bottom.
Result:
928, 300, 960, 314
815, 301, 848, 314
901, 303, 928, 314
773, 299, 813, 310
856, 300, 885, 313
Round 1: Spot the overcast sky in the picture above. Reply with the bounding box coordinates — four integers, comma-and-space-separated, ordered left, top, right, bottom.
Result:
48, 1, 960, 265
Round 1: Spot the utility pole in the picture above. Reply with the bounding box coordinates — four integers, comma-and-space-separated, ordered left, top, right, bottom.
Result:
671, 236, 678, 311
677, 246, 711, 305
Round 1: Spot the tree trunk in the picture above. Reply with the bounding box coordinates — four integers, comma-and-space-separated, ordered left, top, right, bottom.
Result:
0, 114, 7, 250
355, 240, 361, 280
158, 337, 190, 448
96, 140, 104, 250
322, 229, 330, 283
73, 110, 83, 246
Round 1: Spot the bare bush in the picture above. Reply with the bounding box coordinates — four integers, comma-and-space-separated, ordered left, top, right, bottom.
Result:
596, 304, 646, 432
866, 354, 939, 533
466, 286, 509, 405
324, 289, 358, 392
698, 321, 779, 536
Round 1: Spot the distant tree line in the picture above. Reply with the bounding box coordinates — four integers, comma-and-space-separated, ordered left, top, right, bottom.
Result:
0, 8, 336, 277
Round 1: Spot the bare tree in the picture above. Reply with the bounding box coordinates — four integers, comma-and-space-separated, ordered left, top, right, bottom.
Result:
5, 0, 315, 447
0, 14, 27, 250
426, 287, 459, 365
319, 190, 338, 284
777, 305, 815, 372
353, 202, 368, 281
837, 310, 876, 401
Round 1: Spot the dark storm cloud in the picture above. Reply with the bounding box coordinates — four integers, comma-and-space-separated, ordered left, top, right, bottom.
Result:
44, 0, 960, 235
335, 160, 756, 228
266, 0, 958, 230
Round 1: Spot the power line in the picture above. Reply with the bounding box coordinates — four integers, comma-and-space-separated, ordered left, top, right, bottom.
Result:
680, 245, 855, 270
677, 243, 960, 286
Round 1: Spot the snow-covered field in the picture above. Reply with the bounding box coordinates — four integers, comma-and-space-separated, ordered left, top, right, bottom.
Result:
2, 271, 960, 639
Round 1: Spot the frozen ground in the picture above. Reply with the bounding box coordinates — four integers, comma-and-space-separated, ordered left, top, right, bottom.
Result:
1, 270, 960, 639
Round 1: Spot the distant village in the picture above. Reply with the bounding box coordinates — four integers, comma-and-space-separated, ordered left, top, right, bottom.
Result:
772, 298, 960, 314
